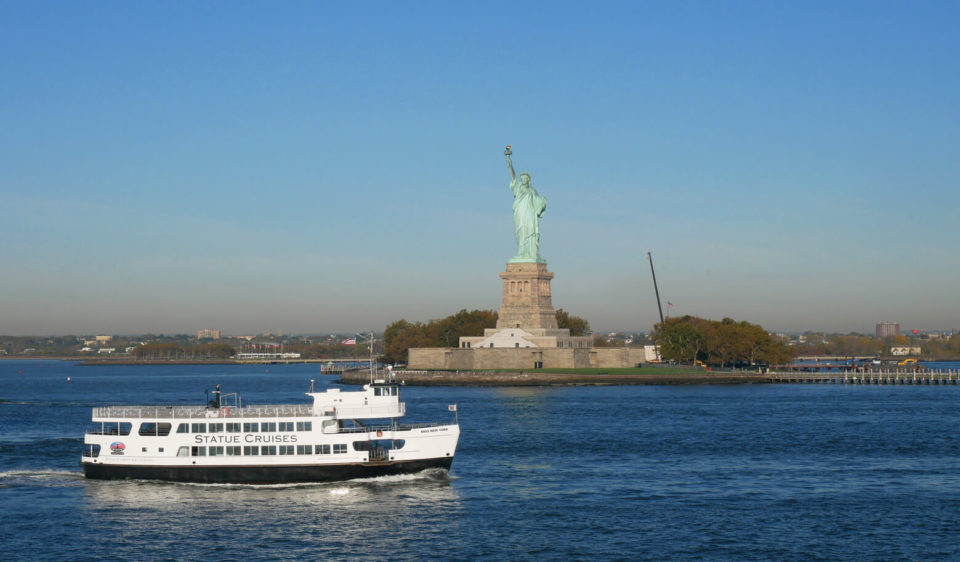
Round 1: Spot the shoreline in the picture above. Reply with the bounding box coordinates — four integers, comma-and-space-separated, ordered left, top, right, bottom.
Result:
338, 370, 772, 386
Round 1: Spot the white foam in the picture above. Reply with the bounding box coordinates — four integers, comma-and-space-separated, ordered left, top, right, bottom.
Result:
349, 468, 450, 484
0, 469, 83, 480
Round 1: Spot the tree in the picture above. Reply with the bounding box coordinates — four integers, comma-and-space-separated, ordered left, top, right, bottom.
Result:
556, 309, 591, 336
196, 342, 236, 359
653, 317, 705, 364
653, 315, 794, 367
382, 319, 431, 364
433, 309, 499, 348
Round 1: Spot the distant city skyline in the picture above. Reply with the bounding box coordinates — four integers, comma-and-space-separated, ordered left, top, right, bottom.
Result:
2, 2, 958, 336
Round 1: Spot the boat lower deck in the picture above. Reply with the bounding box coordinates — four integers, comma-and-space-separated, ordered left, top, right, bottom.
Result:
81, 456, 453, 484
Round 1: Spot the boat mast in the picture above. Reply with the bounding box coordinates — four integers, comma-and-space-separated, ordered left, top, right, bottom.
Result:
369, 332, 375, 383
356, 332, 376, 383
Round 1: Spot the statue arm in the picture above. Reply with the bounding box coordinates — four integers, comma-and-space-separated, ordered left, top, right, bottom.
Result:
506, 154, 517, 182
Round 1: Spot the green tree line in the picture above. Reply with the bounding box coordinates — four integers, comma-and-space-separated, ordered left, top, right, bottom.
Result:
652, 315, 795, 367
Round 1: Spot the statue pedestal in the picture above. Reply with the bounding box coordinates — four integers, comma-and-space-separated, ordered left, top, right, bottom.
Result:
497, 262, 558, 330
456, 261, 592, 351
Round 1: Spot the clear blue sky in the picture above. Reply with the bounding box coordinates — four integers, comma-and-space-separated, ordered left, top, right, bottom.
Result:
2, 1, 958, 336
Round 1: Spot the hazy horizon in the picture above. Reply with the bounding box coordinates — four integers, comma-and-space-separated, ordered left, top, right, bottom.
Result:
2, 2, 958, 337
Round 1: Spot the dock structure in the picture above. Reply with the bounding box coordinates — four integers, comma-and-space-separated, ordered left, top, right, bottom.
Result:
232, 357, 376, 372
766, 369, 960, 385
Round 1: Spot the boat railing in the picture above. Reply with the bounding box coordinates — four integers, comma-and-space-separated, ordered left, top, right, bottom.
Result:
92, 404, 315, 420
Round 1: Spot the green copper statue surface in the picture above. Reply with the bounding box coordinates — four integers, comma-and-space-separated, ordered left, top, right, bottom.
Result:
504, 146, 546, 263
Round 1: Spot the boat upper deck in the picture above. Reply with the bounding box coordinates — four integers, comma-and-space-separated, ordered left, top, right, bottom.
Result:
93, 404, 314, 420
92, 401, 406, 421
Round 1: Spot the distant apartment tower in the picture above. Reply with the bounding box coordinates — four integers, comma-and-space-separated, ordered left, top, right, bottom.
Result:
197, 329, 221, 340
876, 322, 900, 338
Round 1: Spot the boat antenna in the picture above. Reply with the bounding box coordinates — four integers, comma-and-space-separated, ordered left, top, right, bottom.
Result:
648, 251, 665, 325
368, 332, 375, 383
355, 332, 377, 383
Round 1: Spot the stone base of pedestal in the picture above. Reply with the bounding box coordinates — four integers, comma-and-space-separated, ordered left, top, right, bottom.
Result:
496, 262, 558, 330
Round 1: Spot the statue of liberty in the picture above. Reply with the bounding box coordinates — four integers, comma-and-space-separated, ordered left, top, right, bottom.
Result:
504, 145, 546, 263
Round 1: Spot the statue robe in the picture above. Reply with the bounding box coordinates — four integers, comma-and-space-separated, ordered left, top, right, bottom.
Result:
510, 177, 546, 261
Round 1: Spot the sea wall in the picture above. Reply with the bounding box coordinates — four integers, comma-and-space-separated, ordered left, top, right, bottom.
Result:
339, 369, 770, 386
408, 346, 647, 370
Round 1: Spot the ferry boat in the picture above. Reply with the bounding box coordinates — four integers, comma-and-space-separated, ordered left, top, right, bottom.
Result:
81, 378, 459, 484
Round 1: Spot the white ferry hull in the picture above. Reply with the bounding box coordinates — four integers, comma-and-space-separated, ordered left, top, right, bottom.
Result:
81, 456, 453, 484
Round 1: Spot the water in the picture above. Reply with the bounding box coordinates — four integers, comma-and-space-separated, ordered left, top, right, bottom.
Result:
2, 360, 960, 560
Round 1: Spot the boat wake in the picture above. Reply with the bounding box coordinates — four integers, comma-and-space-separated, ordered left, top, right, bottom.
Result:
0, 469, 84, 487
351, 467, 452, 485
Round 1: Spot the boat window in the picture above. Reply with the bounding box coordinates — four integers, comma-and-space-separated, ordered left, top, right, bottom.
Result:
191, 446, 206, 457
261, 422, 277, 432
316, 444, 331, 455
159, 448, 164, 453
96, 422, 133, 436
296, 421, 312, 431
297, 445, 312, 455
352, 439, 405, 452
83, 444, 101, 458
141, 447, 147, 453
261, 446, 277, 456
226, 423, 241, 433
209, 423, 224, 433
279, 445, 294, 455
176, 446, 189, 457
209, 446, 224, 456
279, 422, 294, 432
243, 446, 259, 456
226, 446, 241, 456
176, 423, 189, 433
333, 444, 347, 454
191, 423, 207, 433
138, 422, 172, 436
243, 422, 259, 432
374, 387, 382, 396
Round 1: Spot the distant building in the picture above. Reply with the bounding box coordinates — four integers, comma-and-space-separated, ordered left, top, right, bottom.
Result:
95, 335, 113, 343
890, 345, 921, 356
876, 322, 900, 338
197, 329, 221, 340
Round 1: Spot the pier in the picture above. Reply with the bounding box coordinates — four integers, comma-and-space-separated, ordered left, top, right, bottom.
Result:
766, 369, 960, 385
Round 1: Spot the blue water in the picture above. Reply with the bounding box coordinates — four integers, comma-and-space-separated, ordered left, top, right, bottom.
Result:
2, 360, 960, 560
